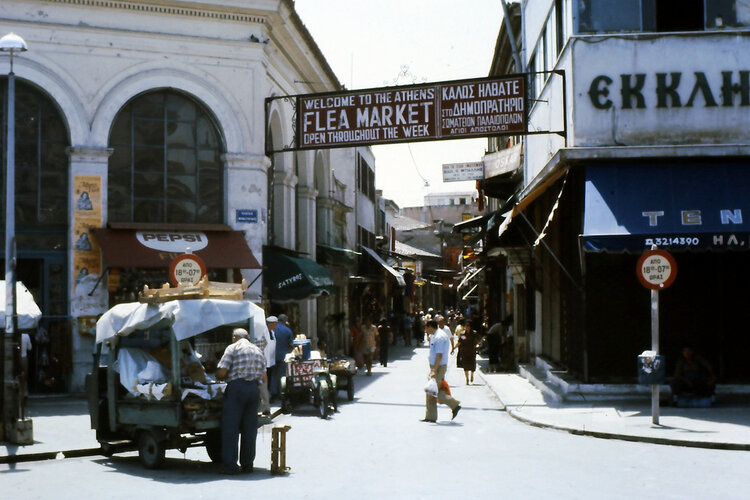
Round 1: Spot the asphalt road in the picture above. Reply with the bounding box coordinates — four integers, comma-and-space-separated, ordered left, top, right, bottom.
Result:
3, 345, 748, 499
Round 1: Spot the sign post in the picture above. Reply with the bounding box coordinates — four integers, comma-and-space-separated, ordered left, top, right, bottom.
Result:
636, 248, 678, 425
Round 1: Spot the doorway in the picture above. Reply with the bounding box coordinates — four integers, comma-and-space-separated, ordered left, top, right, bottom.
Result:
4, 254, 70, 393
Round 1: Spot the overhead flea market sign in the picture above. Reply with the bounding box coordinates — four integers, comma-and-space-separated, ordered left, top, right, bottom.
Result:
297, 76, 526, 149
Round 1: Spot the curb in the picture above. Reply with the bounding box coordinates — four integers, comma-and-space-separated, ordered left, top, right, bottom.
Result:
506, 408, 750, 451
1, 408, 286, 465
475, 366, 750, 452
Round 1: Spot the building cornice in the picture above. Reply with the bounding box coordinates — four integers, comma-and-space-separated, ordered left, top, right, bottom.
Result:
46, 0, 266, 24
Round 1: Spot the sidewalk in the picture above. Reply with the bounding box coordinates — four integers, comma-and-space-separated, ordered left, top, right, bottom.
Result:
1, 396, 101, 463
475, 360, 750, 451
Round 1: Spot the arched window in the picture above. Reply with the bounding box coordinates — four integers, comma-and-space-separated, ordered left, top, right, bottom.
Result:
1, 79, 69, 251
108, 90, 224, 223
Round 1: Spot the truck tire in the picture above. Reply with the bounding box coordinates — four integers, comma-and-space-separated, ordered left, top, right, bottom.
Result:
138, 430, 166, 469
205, 429, 222, 463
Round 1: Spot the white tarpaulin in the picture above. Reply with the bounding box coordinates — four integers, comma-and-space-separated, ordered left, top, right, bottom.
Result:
96, 299, 268, 344
0, 281, 42, 330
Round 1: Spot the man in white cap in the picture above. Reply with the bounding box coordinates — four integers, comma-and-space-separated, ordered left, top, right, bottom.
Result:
216, 327, 266, 474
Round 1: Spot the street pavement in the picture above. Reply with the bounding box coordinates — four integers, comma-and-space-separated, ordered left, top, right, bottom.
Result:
1, 344, 750, 499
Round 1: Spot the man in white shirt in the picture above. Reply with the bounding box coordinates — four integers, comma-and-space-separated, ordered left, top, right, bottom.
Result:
435, 315, 453, 352
422, 320, 461, 422
256, 317, 277, 414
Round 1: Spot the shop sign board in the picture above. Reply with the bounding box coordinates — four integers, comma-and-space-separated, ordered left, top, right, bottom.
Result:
297, 75, 525, 149
636, 249, 677, 290
484, 143, 522, 178
169, 253, 207, 287
442, 161, 485, 182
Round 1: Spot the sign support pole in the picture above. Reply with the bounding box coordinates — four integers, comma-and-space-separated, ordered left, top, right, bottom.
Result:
651, 288, 659, 425
637, 247, 676, 426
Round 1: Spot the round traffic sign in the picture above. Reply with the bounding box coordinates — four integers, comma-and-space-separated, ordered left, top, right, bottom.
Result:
169, 253, 207, 287
636, 249, 677, 290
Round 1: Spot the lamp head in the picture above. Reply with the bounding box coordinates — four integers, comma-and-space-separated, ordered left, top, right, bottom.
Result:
0, 33, 28, 53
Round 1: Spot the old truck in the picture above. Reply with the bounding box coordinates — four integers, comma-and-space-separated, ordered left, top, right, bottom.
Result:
86, 294, 268, 469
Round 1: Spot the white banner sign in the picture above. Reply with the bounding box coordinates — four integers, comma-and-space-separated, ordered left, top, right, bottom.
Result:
484, 143, 522, 178
442, 161, 485, 182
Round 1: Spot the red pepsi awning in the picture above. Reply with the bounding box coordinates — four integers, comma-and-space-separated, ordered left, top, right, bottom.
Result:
91, 227, 260, 269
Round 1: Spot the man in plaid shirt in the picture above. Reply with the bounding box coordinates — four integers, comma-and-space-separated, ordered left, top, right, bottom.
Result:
216, 327, 267, 474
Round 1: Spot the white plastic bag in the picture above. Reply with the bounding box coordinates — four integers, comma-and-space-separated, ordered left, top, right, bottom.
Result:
424, 377, 438, 397
138, 360, 168, 383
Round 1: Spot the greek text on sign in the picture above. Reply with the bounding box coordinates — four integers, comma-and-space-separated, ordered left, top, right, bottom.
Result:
636, 249, 678, 290
298, 76, 526, 148
137, 231, 208, 252
443, 162, 485, 182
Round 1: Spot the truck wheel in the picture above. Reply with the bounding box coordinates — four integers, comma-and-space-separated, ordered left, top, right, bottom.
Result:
347, 377, 355, 401
205, 430, 222, 463
138, 430, 166, 469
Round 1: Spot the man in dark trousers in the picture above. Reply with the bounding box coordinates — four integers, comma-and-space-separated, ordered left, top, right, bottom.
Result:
271, 313, 295, 397
216, 328, 267, 475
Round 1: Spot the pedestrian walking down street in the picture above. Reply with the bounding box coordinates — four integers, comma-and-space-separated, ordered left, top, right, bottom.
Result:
486, 321, 502, 373
215, 328, 267, 475
453, 320, 480, 384
361, 316, 378, 376
270, 314, 294, 398
350, 317, 364, 369
422, 319, 460, 422
378, 318, 393, 367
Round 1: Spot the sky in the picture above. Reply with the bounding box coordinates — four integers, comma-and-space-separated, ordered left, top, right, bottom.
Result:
294, 0, 504, 208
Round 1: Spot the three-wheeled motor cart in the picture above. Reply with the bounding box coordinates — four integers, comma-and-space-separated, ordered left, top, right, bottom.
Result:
86, 289, 269, 469
279, 354, 337, 419
327, 355, 356, 401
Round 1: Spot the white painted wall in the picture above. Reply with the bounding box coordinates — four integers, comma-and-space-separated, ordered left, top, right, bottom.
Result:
0, 0, 362, 391
571, 33, 750, 146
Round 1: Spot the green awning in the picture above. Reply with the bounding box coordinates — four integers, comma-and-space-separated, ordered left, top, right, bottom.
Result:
316, 244, 360, 267
264, 251, 336, 301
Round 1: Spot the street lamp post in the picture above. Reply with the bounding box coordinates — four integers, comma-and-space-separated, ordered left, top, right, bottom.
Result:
1, 32, 30, 444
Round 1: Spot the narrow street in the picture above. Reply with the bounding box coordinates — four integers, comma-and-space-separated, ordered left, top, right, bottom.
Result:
3, 345, 749, 499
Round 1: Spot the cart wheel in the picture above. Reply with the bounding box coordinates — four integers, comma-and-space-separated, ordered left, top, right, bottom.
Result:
347, 376, 355, 401
317, 382, 329, 419
281, 395, 292, 414
329, 376, 338, 412
205, 429, 222, 463
138, 430, 166, 469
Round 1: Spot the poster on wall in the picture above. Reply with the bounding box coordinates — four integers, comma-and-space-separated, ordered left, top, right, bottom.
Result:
72, 176, 102, 291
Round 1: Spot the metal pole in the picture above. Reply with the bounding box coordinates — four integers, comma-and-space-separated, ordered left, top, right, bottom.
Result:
500, 0, 523, 71
3, 57, 17, 439
651, 288, 660, 425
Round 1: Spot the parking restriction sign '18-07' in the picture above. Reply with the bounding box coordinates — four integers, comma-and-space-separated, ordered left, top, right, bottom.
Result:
636, 249, 677, 290
170, 253, 207, 287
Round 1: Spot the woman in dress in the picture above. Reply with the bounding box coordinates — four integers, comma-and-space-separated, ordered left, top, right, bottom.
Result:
453, 320, 480, 384
360, 316, 378, 376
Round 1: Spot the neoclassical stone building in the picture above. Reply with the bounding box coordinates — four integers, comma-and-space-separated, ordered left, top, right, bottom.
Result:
0, 0, 365, 392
